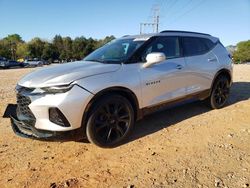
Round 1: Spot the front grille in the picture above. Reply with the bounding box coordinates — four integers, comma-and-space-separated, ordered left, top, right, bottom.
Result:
16, 93, 36, 126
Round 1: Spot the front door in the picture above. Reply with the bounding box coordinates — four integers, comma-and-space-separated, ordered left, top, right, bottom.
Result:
138, 36, 188, 108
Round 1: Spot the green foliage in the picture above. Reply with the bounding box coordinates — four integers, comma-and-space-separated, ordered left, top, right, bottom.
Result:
233, 40, 250, 63
42, 43, 59, 60
0, 34, 115, 61
0, 40, 11, 59
0, 34, 24, 59
84, 38, 96, 57
95, 36, 116, 49
16, 43, 28, 58
72, 36, 88, 60
4, 34, 23, 43
27, 38, 46, 59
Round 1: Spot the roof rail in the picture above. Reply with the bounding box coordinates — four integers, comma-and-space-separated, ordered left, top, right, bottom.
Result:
160, 30, 211, 36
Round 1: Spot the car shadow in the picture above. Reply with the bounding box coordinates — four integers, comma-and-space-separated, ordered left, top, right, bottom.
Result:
2, 82, 250, 146
125, 81, 250, 145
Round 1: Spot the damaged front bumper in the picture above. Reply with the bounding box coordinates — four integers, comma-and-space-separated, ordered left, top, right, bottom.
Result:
10, 115, 84, 141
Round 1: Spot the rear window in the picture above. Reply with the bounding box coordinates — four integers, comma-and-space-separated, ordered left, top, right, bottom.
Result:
182, 37, 214, 56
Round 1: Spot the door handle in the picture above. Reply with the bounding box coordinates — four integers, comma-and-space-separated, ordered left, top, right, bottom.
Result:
176, 65, 183, 70
207, 58, 217, 62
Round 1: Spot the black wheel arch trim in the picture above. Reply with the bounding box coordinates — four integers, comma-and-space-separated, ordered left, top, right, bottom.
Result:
210, 68, 232, 95
81, 86, 141, 136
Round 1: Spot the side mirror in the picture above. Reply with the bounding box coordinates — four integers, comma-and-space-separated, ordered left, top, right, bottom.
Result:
143, 52, 166, 68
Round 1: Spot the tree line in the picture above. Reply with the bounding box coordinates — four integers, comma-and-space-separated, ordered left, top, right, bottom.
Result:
0, 34, 115, 62
233, 40, 250, 63
1, 34, 249, 63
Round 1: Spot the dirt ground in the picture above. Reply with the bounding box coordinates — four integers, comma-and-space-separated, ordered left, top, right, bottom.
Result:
0, 64, 250, 188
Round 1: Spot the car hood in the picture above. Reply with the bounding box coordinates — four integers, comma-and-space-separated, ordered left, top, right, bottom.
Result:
18, 61, 121, 88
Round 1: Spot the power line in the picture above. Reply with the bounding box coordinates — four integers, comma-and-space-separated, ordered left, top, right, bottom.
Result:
167, 0, 206, 26
161, 0, 169, 11
164, 0, 193, 23
179, 0, 193, 12
165, 0, 179, 14
158, 0, 168, 12
161, 0, 178, 15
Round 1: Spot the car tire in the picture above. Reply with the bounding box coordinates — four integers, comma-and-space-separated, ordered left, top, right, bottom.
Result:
207, 75, 230, 109
86, 95, 135, 148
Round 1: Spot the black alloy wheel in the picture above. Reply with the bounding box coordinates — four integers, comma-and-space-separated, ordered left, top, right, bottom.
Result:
86, 95, 134, 148
209, 76, 230, 109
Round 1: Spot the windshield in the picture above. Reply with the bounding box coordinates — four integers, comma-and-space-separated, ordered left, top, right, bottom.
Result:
84, 38, 145, 64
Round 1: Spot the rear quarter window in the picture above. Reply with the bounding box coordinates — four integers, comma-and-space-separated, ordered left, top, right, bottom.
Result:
200, 38, 216, 50
182, 37, 214, 56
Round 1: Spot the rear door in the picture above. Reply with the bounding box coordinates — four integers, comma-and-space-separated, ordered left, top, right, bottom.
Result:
181, 37, 218, 94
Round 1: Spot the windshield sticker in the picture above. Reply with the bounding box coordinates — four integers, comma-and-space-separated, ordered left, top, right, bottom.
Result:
133, 37, 150, 41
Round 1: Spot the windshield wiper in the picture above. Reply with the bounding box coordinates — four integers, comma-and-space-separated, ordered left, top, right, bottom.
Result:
85, 59, 122, 64
85, 59, 104, 63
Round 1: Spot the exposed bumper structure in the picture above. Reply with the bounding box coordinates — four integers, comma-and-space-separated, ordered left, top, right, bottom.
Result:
10, 115, 84, 141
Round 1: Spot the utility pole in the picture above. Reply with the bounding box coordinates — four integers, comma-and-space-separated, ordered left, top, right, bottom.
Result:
140, 5, 160, 34
156, 15, 159, 33
153, 6, 160, 33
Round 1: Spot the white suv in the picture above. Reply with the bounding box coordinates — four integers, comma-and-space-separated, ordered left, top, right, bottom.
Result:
11, 30, 233, 148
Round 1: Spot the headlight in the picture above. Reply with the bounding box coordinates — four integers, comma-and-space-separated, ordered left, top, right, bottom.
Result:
32, 84, 74, 94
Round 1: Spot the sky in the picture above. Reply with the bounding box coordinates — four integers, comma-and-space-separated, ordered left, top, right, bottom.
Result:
0, 0, 249, 46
